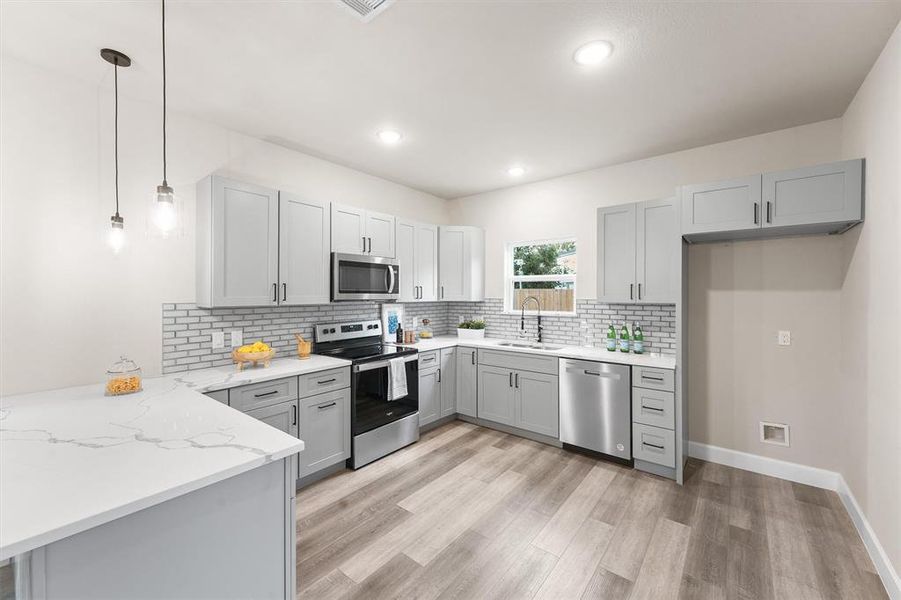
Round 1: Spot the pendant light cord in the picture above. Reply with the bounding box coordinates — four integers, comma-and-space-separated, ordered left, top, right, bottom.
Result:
114, 62, 120, 216
161, 0, 168, 185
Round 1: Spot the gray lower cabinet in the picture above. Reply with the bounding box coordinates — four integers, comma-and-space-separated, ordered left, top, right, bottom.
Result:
204, 389, 229, 405
419, 364, 441, 427
299, 388, 350, 477
477, 365, 516, 426
439, 347, 457, 418
245, 399, 298, 439
630, 365, 677, 475
515, 370, 558, 437
456, 347, 478, 417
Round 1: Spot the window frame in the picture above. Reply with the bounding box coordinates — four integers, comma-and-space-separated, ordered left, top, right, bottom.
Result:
504, 237, 577, 316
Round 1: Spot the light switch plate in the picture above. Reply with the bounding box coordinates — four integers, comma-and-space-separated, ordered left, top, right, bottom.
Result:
230, 330, 243, 348
211, 331, 225, 349
777, 330, 791, 346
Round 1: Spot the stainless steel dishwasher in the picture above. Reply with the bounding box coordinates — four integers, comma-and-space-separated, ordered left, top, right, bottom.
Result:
560, 358, 631, 460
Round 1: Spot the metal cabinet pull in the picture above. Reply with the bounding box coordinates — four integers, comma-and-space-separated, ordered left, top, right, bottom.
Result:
643, 441, 665, 451
514, 373, 519, 388
254, 390, 279, 398
766, 201, 772, 223
282, 283, 287, 302
638, 283, 642, 300
440, 286, 444, 299
642, 405, 665, 412
437, 368, 441, 383
471, 351, 476, 365
753, 202, 759, 224
317, 378, 336, 385
630, 283, 634, 300
292, 404, 297, 426
272, 283, 277, 302
317, 402, 337, 410
584, 370, 601, 376
367, 237, 372, 253
642, 374, 665, 382
362, 236, 366, 252
509, 372, 513, 387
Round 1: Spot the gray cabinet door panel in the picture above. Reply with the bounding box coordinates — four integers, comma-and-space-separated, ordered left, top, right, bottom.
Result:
366, 210, 396, 258
246, 400, 298, 439
478, 349, 558, 375
440, 348, 457, 417
416, 224, 439, 301
636, 198, 678, 303
763, 159, 863, 228
396, 220, 417, 302
279, 193, 329, 305
477, 365, 515, 426
331, 204, 366, 254
515, 371, 558, 438
597, 203, 637, 302
419, 367, 441, 427
681, 175, 761, 235
299, 388, 350, 477
456, 347, 478, 418
230, 376, 298, 412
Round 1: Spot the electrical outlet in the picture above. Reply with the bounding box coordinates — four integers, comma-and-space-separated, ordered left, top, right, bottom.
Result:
211, 331, 225, 349
777, 330, 791, 346
230, 330, 243, 348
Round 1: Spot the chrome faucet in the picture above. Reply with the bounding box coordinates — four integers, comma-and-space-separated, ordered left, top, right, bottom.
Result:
519, 296, 543, 343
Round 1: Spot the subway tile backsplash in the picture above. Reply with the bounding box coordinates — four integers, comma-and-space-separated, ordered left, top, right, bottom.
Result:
162, 299, 675, 374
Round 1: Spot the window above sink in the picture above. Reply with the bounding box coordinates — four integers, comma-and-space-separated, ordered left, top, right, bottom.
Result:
504, 237, 577, 316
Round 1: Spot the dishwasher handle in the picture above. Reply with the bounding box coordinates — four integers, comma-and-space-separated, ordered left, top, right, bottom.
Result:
564, 365, 621, 381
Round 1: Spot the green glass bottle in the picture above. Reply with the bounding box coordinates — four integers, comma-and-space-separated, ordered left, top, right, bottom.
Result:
632, 322, 644, 354
606, 324, 617, 351
618, 323, 630, 352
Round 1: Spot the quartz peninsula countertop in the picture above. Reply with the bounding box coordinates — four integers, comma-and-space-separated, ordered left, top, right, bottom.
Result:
0, 355, 350, 561
393, 336, 677, 370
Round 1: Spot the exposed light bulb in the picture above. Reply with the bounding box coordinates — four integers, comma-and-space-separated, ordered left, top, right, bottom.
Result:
153, 184, 177, 235
108, 215, 125, 253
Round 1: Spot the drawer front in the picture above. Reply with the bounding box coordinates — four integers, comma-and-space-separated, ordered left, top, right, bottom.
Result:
299, 388, 350, 478
230, 377, 298, 412
298, 367, 350, 398
632, 388, 675, 430
633, 366, 675, 392
204, 389, 229, 405
418, 351, 440, 369
478, 349, 558, 375
632, 423, 676, 468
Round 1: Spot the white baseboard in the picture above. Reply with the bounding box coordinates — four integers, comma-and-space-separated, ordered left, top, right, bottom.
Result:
688, 441, 899, 599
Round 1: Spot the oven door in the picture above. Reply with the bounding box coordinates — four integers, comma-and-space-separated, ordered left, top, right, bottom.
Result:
352, 355, 419, 436
332, 253, 399, 301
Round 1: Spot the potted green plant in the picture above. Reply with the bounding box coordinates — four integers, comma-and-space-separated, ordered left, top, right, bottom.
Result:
456, 319, 486, 339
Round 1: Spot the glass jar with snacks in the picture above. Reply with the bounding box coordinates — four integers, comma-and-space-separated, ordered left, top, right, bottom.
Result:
105, 356, 142, 396
419, 318, 433, 339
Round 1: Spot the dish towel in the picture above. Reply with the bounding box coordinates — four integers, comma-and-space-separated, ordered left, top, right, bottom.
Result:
388, 357, 408, 401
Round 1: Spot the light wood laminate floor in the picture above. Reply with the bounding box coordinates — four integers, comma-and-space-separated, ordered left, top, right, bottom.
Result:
295, 421, 886, 600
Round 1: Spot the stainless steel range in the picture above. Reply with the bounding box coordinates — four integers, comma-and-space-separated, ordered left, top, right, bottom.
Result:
314, 319, 419, 468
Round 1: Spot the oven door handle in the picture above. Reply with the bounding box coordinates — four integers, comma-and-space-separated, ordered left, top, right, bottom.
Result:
353, 354, 418, 372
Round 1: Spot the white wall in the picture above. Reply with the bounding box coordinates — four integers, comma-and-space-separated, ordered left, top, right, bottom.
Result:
839, 22, 901, 576
0, 57, 449, 395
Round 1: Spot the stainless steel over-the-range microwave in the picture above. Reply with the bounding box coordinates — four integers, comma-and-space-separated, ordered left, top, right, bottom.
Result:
331, 253, 400, 301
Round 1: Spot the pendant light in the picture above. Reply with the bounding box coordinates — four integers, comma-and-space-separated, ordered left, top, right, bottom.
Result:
151, 0, 180, 236
100, 48, 131, 253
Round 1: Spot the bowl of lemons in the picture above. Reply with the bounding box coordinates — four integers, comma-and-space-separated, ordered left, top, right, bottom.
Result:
232, 341, 276, 370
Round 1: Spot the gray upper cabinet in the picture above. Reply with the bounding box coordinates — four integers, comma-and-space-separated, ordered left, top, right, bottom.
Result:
597, 203, 636, 303
681, 159, 864, 242
439, 226, 485, 301
279, 193, 330, 305
597, 198, 678, 304
196, 176, 280, 308
299, 388, 350, 478
763, 159, 863, 229
439, 348, 457, 418
396, 220, 438, 302
681, 175, 762, 236
456, 347, 478, 418
331, 203, 395, 257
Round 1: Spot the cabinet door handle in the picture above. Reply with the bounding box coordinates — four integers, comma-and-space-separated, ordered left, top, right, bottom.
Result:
630, 283, 634, 300
753, 202, 759, 224
317, 378, 336, 385
514, 373, 519, 388
638, 283, 642, 300
509, 372, 513, 387
272, 283, 277, 302
642, 405, 665, 413
292, 404, 297, 426
471, 351, 476, 365
362, 236, 366, 252
437, 368, 441, 383
317, 401, 337, 410
440, 286, 444, 299
766, 201, 772, 223
643, 441, 665, 451
642, 374, 665, 382
282, 283, 287, 302
254, 390, 279, 398
368, 237, 372, 253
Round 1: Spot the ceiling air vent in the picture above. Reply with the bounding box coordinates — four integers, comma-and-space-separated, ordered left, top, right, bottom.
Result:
335, 0, 394, 22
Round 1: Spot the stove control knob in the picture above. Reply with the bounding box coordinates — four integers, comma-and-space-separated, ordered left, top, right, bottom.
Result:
329, 328, 336, 333
321, 328, 328, 334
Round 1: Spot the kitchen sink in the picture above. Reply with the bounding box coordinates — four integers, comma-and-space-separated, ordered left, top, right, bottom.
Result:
497, 341, 563, 351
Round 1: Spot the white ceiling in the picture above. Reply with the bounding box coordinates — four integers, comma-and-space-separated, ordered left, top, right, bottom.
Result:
2, 1, 899, 199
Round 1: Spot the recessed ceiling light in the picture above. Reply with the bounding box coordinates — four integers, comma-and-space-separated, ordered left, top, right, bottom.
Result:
377, 129, 403, 145
573, 40, 614, 66
507, 165, 526, 177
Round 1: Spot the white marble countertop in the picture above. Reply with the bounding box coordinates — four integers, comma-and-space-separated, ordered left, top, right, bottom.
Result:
0, 357, 352, 561
394, 336, 677, 369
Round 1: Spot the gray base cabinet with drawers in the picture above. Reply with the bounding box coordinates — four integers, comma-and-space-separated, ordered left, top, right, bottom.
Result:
631, 365, 677, 477
218, 367, 352, 483
476, 349, 559, 438
419, 348, 457, 428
